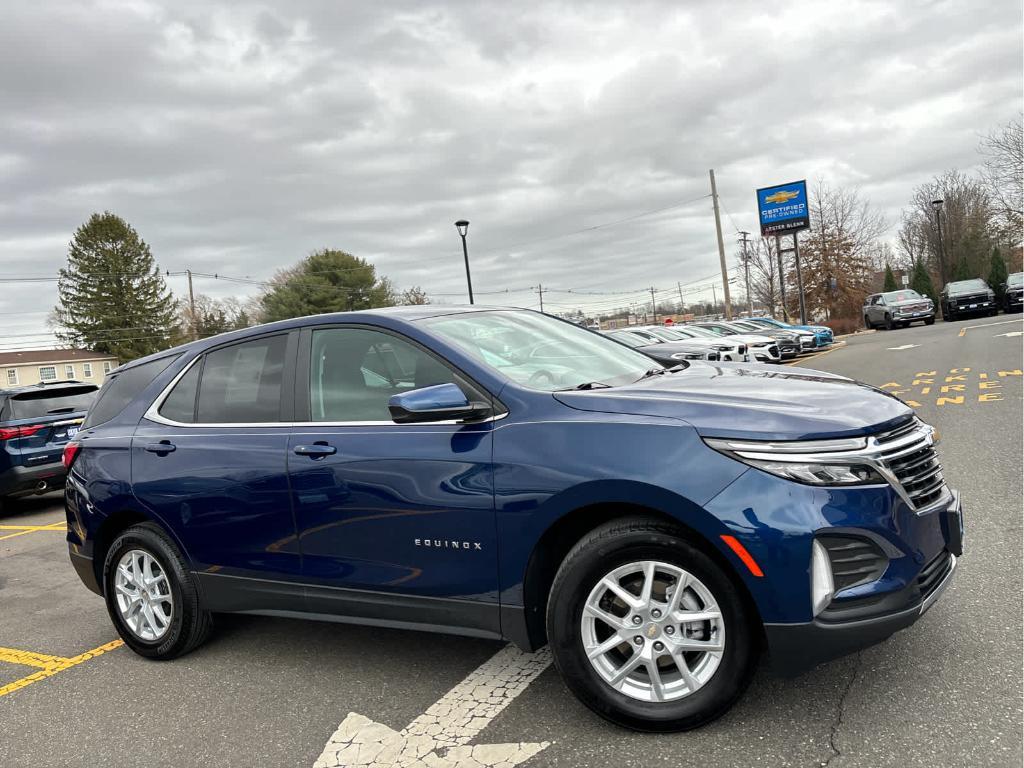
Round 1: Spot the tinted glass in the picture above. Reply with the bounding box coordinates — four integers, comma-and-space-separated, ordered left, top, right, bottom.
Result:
424, 310, 657, 391
947, 279, 988, 294
608, 332, 644, 348
310, 328, 461, 421
196, 335, 286, 423
83, 356, 178, 428
881, 290, 921, 302
8, 386, 98, 420
158, 361, 201, 423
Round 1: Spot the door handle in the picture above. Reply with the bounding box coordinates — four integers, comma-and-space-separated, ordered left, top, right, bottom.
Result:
293, 443, 337, 458
144, 441, 176, 455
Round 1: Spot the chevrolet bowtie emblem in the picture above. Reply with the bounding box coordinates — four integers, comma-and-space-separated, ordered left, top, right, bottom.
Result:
765, 190, 800, 204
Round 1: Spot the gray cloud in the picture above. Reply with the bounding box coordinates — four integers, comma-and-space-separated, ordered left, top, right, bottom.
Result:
0, 0, 1020, 343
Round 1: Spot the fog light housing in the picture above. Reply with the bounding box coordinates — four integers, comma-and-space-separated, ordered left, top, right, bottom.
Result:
811, 540, 834, 617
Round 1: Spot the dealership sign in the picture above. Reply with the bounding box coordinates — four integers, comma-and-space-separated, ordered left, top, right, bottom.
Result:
756, 180, 809, 236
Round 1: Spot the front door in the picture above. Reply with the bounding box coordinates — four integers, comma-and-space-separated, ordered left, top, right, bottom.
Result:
286, 326, 498, 614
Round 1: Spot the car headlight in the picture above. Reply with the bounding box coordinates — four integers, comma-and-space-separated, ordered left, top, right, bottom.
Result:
670, 352, 703, 360
704, 437, 887, 486
711, 345, 731, 351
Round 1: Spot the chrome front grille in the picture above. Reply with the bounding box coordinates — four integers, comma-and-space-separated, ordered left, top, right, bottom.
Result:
873, 418, 947, 510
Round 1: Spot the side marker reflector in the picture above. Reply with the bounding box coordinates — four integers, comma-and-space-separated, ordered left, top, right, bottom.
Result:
721, 535, 764, 577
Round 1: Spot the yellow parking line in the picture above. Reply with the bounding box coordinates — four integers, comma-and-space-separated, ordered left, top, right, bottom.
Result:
784, 342, 845, 366
0, 639, 123, 698
0, 522, 67, 541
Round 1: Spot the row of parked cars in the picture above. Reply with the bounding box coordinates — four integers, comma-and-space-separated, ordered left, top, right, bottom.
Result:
863, 272, 1023, 330
603, 316, 834, 366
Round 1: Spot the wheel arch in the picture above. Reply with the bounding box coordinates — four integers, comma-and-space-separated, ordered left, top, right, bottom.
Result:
511, 495, 765, 652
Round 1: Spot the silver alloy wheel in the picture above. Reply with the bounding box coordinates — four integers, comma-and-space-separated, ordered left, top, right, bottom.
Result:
113, 549, 174, 642
581, 560, 725, 703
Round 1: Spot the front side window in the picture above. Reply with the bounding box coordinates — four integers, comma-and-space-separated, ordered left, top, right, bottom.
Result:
38, 366, 56, 382
423, 310, 657, 391
309, 328, 462, 422
6, 369, 16, 385
196, 335, 287, 423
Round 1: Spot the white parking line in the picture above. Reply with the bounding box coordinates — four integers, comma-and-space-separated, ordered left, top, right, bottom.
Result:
314, 645, 553, 768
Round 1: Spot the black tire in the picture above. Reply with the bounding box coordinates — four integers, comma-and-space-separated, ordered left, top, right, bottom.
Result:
102, 522, 212, 659
884, 314, 893, 330
546, 517, 757, 732
863, 315, 873, 330
925, 317, 935, 325
944, 308, 955, 321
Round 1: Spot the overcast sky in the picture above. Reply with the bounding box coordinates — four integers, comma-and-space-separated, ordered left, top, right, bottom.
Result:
1, 0, 1021, 347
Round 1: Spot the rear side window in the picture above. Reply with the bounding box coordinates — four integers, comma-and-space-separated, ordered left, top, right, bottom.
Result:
82, 356, 178, 429
158, 361, 201, 423
196, 335, 287, 423
5, 386, 97, 420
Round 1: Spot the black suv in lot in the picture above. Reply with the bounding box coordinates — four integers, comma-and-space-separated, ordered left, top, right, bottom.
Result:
1002, 272, 1023, 312
0, 380, 97, 511
940, 279, 997, 321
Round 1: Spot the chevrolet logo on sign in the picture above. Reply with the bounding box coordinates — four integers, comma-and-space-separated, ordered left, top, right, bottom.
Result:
764, 189, 800, 204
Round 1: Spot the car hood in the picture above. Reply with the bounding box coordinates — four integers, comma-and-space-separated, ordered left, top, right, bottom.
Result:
728, 333, 778, 345
553, 361, 911, 441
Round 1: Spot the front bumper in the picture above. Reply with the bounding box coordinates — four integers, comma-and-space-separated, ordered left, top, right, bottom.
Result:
893, 309, 935, 323
0, 462, 66, 498
765, 490, 963, 676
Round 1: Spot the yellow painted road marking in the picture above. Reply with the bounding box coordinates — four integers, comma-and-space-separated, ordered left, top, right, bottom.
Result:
0, 639, 123, 698
0, 522, 67, 541
958, 318, 1023, 337
784, 341, 846, 367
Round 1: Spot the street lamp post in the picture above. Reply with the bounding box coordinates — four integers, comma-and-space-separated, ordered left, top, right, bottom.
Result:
931, 199, 946, 287
454, 220, 474, 304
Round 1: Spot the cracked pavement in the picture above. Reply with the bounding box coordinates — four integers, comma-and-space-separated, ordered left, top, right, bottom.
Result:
1, 317, 1021, 767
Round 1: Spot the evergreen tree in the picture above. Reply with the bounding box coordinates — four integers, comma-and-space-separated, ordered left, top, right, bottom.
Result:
883, 264, 898, 291
953, 256, 972, 280
910, 258, 937, 305
260, 249, 396, 322
987, 247, 1008, 304
55, 212, 178, 361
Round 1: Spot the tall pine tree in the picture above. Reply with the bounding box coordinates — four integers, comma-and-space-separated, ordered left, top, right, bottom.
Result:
55, 212, 179, 361
987, 246, 1008, 305
883, 264, 898, 291
910, 258, 937, 305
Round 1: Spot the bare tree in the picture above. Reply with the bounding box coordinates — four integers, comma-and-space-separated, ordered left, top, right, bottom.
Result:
744, 236, 780, 317
979, 117, 1023, 238
399, 285, 430, 305
797, 181, 887, 319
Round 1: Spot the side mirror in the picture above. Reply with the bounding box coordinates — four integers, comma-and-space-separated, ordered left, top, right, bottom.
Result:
388, 383, 491, 424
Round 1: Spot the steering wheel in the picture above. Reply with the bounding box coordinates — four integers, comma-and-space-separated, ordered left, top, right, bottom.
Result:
528, 370, 555, 388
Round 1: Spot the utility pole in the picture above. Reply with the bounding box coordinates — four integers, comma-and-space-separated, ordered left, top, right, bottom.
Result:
774, 235, 789, 321
739, 231, 752, 317
535, 284, 546, 313
711, 283, 717, 314
186, 268, 197, 340
709, 169, 733, 319
650, 286, 658, 324
793, 234, 807, 324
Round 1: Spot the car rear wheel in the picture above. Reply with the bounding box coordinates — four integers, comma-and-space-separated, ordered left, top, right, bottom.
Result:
546, 518, 756, 732
884, 314, 894, 330
863, 315, 873, 330
103, 522, 212, 659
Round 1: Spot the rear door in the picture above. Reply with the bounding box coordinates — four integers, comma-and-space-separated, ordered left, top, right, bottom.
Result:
132, 332, 302, 586
286, 324, 498, 615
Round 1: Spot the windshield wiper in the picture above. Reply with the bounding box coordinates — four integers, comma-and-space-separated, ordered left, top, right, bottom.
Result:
558, 381, 613, 391
635, 365, 683, 382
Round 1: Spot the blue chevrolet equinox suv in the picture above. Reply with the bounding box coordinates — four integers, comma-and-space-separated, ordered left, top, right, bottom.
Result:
65, 307, 962, 731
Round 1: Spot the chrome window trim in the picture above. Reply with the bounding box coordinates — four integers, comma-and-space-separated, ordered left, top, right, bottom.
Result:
144, 354, 505, 429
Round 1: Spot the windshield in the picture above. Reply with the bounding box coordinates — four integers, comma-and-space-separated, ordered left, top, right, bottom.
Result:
607, 331, 645, 348
680, 325, 721, 339
882, 290, 922, 302
947, 279, 989, 294
727, 320, 761, 332
749, 317, 782, 328
1007, 273, 1023, 287
423, 310, 660, 391
644, 327, 682, 341
694, 324, 735, 337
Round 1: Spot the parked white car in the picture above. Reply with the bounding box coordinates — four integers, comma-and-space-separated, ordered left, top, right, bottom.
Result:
633, 326, 749, 362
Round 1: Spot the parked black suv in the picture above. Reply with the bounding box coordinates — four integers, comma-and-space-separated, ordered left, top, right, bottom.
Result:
0, 380, 97, 511
941, 279, 997, 321
1003, 272, 1023, 312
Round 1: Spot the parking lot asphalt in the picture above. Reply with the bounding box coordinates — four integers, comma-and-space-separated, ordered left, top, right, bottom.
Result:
1, 315, 1021, 768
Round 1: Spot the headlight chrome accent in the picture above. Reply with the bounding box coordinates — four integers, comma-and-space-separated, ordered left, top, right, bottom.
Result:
704, 417, 949, 512
810, 540, 834, 617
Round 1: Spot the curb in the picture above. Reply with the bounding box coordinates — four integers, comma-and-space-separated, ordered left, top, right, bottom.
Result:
833, 330, 876, 340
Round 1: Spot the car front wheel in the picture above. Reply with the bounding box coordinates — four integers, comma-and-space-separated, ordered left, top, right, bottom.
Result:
546, 518, 756, 732
103, 522, 212, 659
